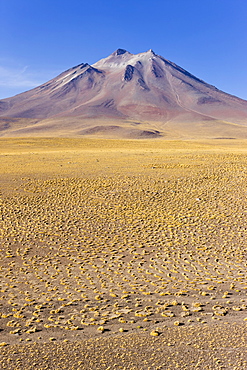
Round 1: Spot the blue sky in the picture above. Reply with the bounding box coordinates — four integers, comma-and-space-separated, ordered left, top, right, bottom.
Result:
0, 0, 246, 99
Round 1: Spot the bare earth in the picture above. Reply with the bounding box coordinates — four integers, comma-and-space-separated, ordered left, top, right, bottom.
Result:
0, 138, 246, 369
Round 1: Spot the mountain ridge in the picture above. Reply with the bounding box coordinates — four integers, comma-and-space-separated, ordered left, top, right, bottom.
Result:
1, 49, 247, 138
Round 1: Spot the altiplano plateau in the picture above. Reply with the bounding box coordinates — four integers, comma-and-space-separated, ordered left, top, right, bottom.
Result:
0, 137, 246, 369
0, 46, 247, 369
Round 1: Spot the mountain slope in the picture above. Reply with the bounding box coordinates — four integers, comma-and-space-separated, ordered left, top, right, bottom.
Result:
1, 49, 247, 138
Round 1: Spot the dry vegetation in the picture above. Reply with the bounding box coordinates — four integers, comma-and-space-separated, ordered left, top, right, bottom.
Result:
0, 138, 246, 369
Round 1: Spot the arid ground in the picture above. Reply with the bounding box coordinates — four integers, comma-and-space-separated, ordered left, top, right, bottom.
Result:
0, 138, 246, 369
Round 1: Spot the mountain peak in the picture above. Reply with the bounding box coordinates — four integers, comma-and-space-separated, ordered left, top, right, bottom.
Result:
1, 49, 247, 139
147, 49, 156, 55
114, 48, 128, 56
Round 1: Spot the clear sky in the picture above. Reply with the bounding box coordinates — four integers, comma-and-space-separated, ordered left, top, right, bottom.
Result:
0, 0, 246, 99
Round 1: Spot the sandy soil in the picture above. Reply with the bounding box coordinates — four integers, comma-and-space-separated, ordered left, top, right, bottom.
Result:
1, 324, 246, 369
0, 138, 246, 369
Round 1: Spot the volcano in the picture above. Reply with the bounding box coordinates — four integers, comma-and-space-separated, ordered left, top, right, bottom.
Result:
1, 49, 247, 138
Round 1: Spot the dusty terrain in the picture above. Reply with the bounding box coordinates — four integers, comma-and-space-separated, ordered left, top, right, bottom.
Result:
0, 138, 246, 369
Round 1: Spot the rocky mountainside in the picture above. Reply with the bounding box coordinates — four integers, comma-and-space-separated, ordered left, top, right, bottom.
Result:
1, 49, 247, 138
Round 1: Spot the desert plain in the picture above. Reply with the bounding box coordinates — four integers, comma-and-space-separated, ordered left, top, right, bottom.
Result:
0, 137, 247, 369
